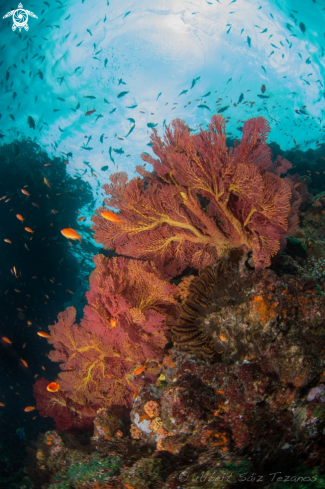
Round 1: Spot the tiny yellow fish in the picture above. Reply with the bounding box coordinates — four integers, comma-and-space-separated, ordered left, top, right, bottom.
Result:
44, 177, 51, 188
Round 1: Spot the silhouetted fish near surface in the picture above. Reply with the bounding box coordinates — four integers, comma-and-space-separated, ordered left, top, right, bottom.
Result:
237, 93, 244, 104
178, 89, 188, 96
217, 105, 230, 113
109, 146, 115, 163
27, 115, 36, 129
261, 84, 266, 93
191, 77, 200, 89
85, 109, 96, 116
125, 124, 135, 137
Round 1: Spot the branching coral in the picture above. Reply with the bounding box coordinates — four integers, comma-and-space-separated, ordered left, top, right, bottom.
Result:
92, 115, 302, 275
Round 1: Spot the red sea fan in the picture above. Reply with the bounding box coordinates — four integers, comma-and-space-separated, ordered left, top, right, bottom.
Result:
82, 255, 178, 359
33, 378, 95, 432
46, 257, 178, 409
92, 115, 301, 274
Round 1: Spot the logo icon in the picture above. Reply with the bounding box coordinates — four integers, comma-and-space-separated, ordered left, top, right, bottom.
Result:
3, 3, 38, 32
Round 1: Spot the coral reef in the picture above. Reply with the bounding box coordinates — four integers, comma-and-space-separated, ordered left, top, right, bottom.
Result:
92, 115, 302, 275
34, 255, 178, 428
28, 120, 325, 489
130, 265, 325, 472
33, 378, 95, 433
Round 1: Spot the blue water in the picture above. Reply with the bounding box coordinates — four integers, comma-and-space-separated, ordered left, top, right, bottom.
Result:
1, 0, 324, 221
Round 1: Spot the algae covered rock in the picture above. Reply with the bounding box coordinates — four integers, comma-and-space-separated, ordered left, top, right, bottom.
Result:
121, 457, 166, 489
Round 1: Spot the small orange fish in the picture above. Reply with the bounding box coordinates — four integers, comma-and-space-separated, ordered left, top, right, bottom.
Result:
100, 210, 120, 224
46, 441, 52, 446
24, 244, 30, 251
44, 177, 51, 188
219, 334, 227, 341
110, 318, 117, 327
24, 406, 35, 412
21, 358, 28, 368
16, 214, 25, 222
27, 321, 32, 326
25, 227, 34, 233
134, 365, 146, 376
314, 201, 322, 207
45, 294, 49, 299
106, 373, 112, 378
21, 189, 30, 196
77, 216, 85, 221
133, 388, 140, 399
0, 402, 5, 407
4, 198, 11, 202
52, 210, 58, 214
41, 366, 45, 370
22, 343, 26, 348
44, 163, 51, 166
47, 382, 60, 392
2, 337, 12, 344
63, 160, 69, 164
61, 228, 82, 242
139, 413, 151, 422
217, 390, 223, 395
37, 331, 51, 339
4, 239, 11, 243
14, 289, 21, 293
